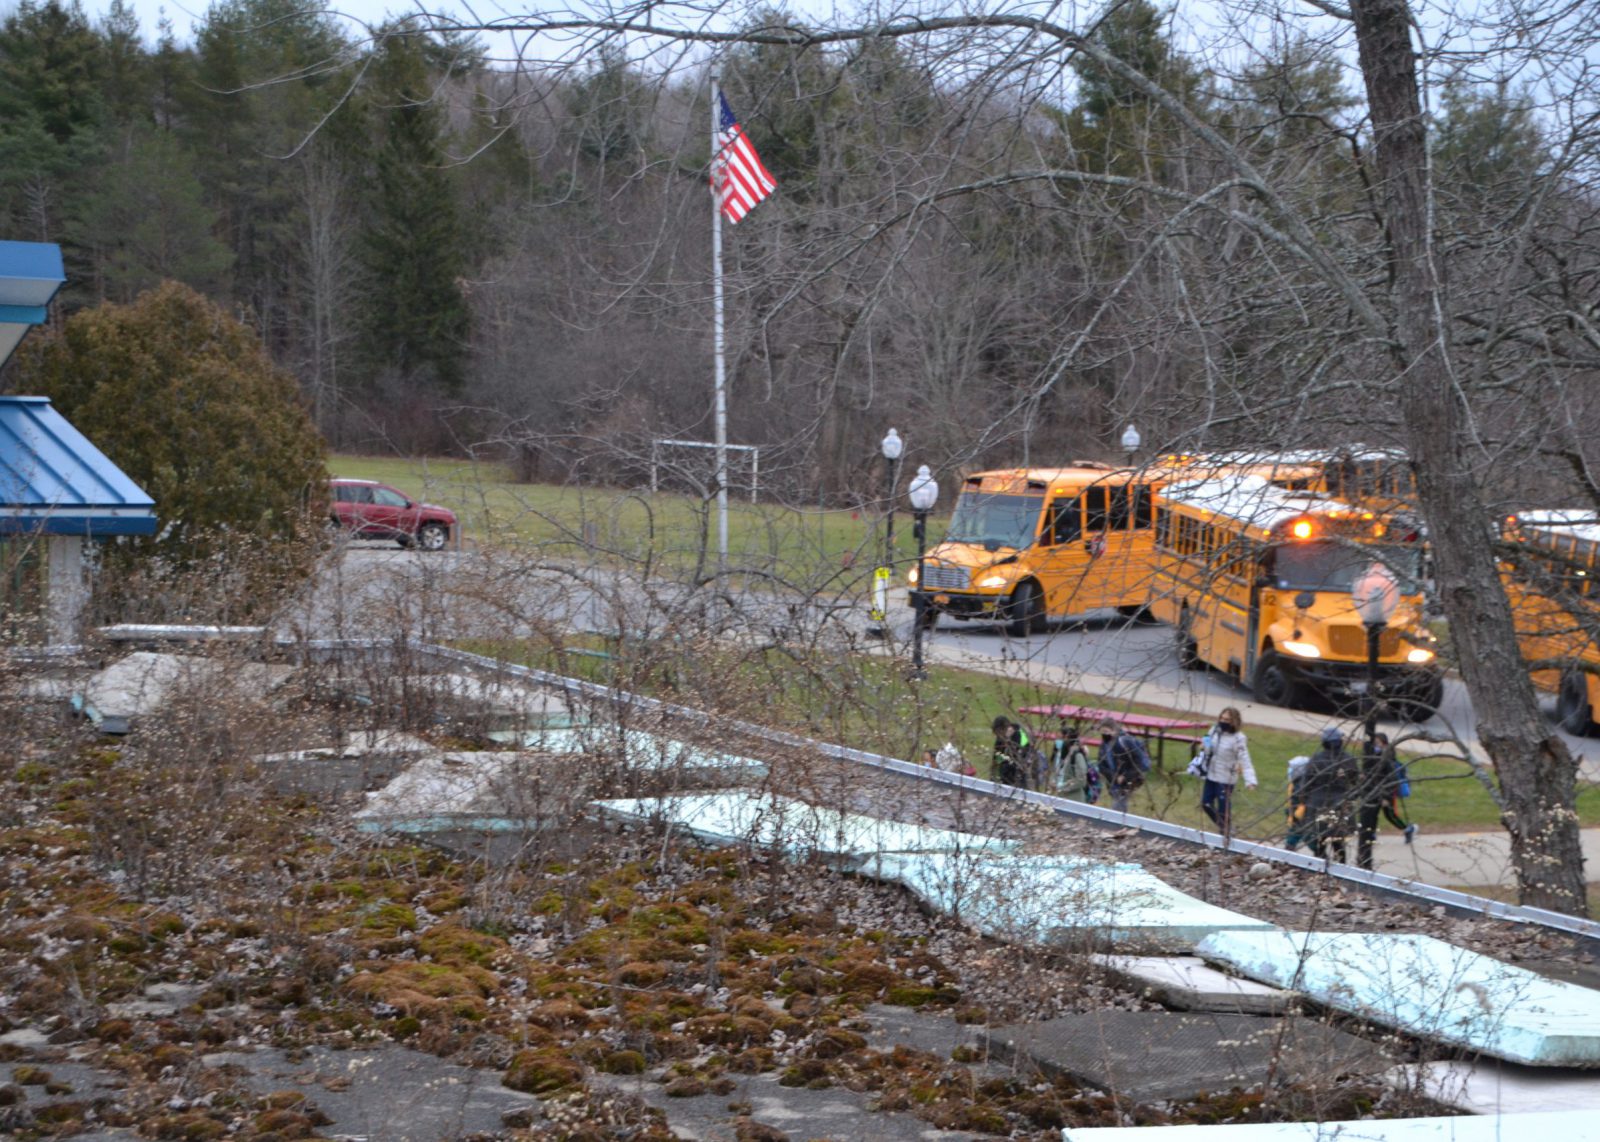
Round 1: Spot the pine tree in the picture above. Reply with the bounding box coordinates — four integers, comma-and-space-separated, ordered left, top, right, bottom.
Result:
353, 25, 471, 394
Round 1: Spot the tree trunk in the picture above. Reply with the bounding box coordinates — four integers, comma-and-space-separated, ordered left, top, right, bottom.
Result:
1350, 0, 1588, 914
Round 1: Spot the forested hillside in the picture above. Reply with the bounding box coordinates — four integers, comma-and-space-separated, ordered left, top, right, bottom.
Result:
0, 0, 1591, 510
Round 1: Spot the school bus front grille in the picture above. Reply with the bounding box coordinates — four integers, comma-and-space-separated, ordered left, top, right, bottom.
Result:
922, 564, 971, 590
1327, 624, 1402, 659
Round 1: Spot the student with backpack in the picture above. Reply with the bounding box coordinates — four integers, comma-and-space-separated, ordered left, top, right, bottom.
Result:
1355, 731, 1417, 870
1096, 715, 1151, 813
1048, 720, 1093, 801
1296, 727, 1360, 863
991, 716, 1042, 790
1192, 706, 1257, 836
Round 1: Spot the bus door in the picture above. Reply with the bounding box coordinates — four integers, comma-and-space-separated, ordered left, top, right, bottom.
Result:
1035, 493, 1087, 615
1083, 482, 1146, 607
1245, 548, 1269, 678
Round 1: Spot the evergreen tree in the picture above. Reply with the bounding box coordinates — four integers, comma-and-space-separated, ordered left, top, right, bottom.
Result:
182, 0, 354, 348
566, 44, 651, 170
1065, 0, 1206, 178
0, 0, 106, 241
0, 0, 105, 144
69, 128, 233, 301
354, 25, 471, 393
97, 0, 151, 128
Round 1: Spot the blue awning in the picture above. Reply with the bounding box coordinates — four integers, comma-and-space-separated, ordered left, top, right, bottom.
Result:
0, 241, 65, 367
0, 396, 157, 536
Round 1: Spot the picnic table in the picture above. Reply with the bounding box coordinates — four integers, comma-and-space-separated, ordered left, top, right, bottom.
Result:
1019, 703, 1212, 769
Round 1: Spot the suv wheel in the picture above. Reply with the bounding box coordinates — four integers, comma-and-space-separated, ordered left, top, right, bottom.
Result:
417, 522, 450, 551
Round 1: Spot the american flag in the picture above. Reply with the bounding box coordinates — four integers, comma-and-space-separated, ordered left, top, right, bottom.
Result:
713, 91, 776, 224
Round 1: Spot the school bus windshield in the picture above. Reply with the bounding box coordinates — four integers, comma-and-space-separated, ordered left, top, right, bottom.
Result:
944, 492, 1043, 549
1271, 541, 1421, 593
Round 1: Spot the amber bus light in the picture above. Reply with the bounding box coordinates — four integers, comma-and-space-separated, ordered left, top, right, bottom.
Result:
1291, 519, 1315, 540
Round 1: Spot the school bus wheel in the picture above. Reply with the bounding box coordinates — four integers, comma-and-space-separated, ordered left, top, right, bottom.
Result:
1176, 611, 1202, 670
1558, 670, 1595, 736
1004, 580, 1045, 637
1391, 674, 1445, 724
1252, 651, 1305, 708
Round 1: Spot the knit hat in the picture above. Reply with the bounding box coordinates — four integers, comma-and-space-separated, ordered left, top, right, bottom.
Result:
1320, 726, 1344, 747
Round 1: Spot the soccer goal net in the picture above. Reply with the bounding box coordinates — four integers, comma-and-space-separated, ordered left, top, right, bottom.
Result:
649, 439, 759, 502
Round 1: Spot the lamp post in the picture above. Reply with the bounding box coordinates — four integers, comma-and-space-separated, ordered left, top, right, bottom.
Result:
1120, 423, 1142, 468
1351, 561, 1400, 755
908, 464, 939, 680
868, 429, 903, 638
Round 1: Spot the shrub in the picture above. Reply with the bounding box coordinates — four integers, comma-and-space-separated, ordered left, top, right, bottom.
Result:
12, 281, 327, 621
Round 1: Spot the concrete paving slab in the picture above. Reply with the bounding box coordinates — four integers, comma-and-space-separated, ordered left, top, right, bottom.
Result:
861, 852, 1274, 950
357, 737, 768, 834
1091, 955, 1293, 1015
356, 751, 583, 823
489, 725, 769, 781
596, 1065, 982, 1142
201, 1043, 539, 1141
862, 1003, 986, 1063
1061, 1109, 1600, 1140
981, 1010, 1387, 1103
75, 651, 294, 731
253, 729, 438, 762
408, 673, 569, 721
594, 791, 1015, 860
1196, 929, 1600, 1067
252, 731, 440, 797
1395, 1059, 1600, 1115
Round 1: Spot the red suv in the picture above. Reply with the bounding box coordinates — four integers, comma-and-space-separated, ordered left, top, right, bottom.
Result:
329, 478, 457, 550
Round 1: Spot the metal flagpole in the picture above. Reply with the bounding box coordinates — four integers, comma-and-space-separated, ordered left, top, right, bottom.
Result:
711, 73, 729, 573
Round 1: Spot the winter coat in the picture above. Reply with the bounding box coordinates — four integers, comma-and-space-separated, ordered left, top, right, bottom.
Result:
1202, 728, 1256, 787
1049, 740, 1091, 799
1298, 745, 1358, 815
1098, 732, 1150, 790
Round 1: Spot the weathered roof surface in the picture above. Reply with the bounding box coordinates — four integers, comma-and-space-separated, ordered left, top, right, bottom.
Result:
0, 240, 64, 367
1198, 928, 1600, 1068
862, 851, 1275, 950
594, 791, 1015, 859
0, 396, 156, 535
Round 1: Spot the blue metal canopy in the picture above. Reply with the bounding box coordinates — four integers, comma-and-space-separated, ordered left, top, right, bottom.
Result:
0, 240, 64, 367
0, 396, 156, 536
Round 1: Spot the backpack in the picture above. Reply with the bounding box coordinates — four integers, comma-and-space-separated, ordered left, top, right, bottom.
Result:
1121, 733, 1152, 773
1025, 743, 1049, 786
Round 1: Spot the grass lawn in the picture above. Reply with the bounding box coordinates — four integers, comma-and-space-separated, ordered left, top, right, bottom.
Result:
458, 634, 1600, 842
350, 453, 1596, 842
331, 453, 918, 583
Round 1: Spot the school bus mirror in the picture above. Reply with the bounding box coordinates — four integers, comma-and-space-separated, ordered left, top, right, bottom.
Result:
1294, 590, 1316, 611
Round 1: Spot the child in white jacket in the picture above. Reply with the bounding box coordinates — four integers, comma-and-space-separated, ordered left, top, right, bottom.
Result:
1198, 706, 1256, 834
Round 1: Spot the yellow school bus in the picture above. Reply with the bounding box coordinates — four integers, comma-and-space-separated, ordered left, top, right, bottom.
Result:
1182, 448, 1417, 511
1499, 510, 1600, 733
1149, 474, 1443, 715
908, 464, 1161, 635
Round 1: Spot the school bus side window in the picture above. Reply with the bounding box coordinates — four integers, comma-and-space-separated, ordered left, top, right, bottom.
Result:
1110, 487, 1131, 530
1132, 485, 1152, 529
1085, 486, 1110, 532
1046, 498, 1082, 545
